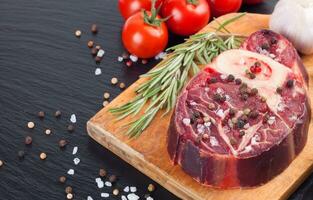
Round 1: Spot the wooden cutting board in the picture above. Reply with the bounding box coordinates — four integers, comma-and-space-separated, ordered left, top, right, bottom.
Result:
87, 13, 313, 200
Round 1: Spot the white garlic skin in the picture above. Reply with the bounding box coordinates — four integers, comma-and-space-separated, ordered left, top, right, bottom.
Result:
270, 0, 313, 55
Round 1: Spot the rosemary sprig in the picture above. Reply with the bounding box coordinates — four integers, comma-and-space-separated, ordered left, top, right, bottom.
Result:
109, 13, 246, 138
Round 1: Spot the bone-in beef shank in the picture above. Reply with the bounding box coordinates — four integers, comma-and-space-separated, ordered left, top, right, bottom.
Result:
167, 31, 311, 188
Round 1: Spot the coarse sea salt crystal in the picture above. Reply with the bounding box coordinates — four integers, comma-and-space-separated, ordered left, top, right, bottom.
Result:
67, 169, 75, 175
267, 116, 276, 125
130, 55, 138, 62
72, 146, 78, 155
101, 193, 110, 198
123, 186, 130, 192
95, 177, 102, 182
105, 181, 112, 187
87, 196, 93, 200
147, 197, 154, 200
95, 68, 102, 76
127, 193, 140, 200
216, 109, 224, 118
182, 118, 191, 126
97, 49, 105, 57
117, 56, 124, 62
130, 186, 137, 192
210, 136, 219, 146
96, 180, 104, 188
70, 114, 77, 123
121, 195, 127, 200
73, 157, 80, 165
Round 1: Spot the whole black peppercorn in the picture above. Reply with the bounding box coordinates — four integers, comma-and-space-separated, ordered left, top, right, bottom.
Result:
59, 139, 68, 148
109, 175, 117, 183
229, 108, 236, 116
239, 130, 245, 137
249, 73, 256, 79
25, 136, 32, 145
286, 79, 294, 88
99, 168, 107, 177
38, 111, 45, 119
261, 43, 270, 50
227, 74, 235, 82
209, 77, 217, 84
67, 124, 75, 133
249, 111, 259, 119
241, 93, 249, 101
270, 37, 278, 45
237, 119, 245, 129
250, 88, 258, 96
235, 78, 242, 85
18, 150, 25, 159
276, 87, 283, 94
55, 110, 61, 118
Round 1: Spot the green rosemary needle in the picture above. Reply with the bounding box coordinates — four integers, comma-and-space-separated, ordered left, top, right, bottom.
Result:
109, 13, 246, 138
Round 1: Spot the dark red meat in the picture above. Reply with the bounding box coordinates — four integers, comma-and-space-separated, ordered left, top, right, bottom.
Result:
167, 48, 310, 188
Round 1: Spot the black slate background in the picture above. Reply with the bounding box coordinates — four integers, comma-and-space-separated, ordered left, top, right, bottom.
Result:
0, 0, 312, 199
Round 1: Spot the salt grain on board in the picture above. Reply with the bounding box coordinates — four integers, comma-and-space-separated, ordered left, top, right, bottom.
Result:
67, 169, 75, 175
73, 157, 80, 165
127, 193, 140, 200
95, 68, 102, 76
117, 56, 123, 62
105, 181, 112, 187
129, 55, 138, 62
121, 195, 127, 200
147, 197, 154, 200
72, 146, 78, 155
96, 180, 104, 188
97, 49, 105, 57
70, 114, 77, 123
130, 186, 137, 192
123, 186, 130, 192
101, 193, 110, 198
87, 196, 93, 200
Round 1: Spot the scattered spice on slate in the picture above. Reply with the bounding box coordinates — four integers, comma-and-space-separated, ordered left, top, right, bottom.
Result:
113, 189, 119, 196
142, 59, 148, 64
91, 48, 98, 56
109, 175, 117, 183
75, 30, 81, 37
67, 124, 75, 133
111, 77, 118, 85
126, 60, 132, 67
40, 152, 47, 160
0, 160, 3, 167
95, 68, 102, 76
87, 40, 94, 48
148, 184, 155, 192
25, 136, 32, 145
276, 87, 283, 94
38, 111, 45, 119
65, 186, 73, 194
99, 168, 107, 177
103, 92, 110, 99
286, 79, 294, 88
119, 82, 126, 89
27, 121, 35, 129
45, 129, 51, 135
59, 176, 67, 183
130, 186, 137, 192
59, 139, 68, 148
95, 56, 102, 63
55, 110, 62, 118
103, 101, 109, 107
18, 150, 25, 159
66, 193, 73, 200
91, 24, 98, 34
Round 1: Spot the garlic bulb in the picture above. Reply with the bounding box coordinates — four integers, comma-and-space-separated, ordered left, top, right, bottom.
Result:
270, 0, 313, 55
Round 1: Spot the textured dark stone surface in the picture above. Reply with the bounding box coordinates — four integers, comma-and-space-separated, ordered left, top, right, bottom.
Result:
0, 0, 312, 199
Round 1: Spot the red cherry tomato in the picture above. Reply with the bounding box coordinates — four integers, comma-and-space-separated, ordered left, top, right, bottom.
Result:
119, 0, 163, 20
243, 0, 263, 4
122, 11, 168, 58
208, 0, 242, 18
161, 0, 210, 36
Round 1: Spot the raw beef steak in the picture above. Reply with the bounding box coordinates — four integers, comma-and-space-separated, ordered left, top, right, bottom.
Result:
167, 49, 310, 188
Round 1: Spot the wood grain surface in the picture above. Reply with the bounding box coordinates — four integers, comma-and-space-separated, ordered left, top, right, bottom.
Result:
87, 13, 313, 200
